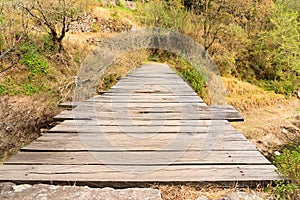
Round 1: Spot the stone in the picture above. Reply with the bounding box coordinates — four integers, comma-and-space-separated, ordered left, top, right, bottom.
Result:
0, 183, 162, 200
196, 195, 209, 200
225, 191, 263, 200
0, 182, 15, 196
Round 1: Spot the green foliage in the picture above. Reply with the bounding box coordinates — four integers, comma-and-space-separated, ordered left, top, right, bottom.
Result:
0, 85, 6, 94
170, 57, 208, 102
19, 43, 49, 78
179, 66, 206, 96
149, 51, 207, 99
0, 78, 45, 96
137, 0, 191, 32
21, 53, 49, 76
272, 146, 300, 199
250, 0, 300, 96
0, 38, 52, 96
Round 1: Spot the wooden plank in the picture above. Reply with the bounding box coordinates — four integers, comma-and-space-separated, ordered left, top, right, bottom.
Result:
115, 81, 188, 85
36, 131, 248, 141
59, 102, 204, 108
111, 85, 194, 90
58, 111, 242, 122
6, 151, 270, 165
90, 94, 201, 99
102, 93, 202, 97
101, 88, 196, 96
0, 165, 280, 182
57, 104, 243, 122
85, 101, 205, 105
53, 111, 236, 121
71, 107, 240, 114
48, 124, 234, 133
22, 138, 257, 151
57, 119, 229, 126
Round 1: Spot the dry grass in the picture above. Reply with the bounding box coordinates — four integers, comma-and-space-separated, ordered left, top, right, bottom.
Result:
222, 77, 286, 112
97, 49, 150, 91
151, 184, 271, 200
222, 76, 299, 157
0, 95, 61, 162
231, 98, 300, 156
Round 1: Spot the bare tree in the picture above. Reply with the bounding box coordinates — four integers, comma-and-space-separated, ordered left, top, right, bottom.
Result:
20, 0, 89, 52
0, 0, 32, 75
183, 0, 229, 52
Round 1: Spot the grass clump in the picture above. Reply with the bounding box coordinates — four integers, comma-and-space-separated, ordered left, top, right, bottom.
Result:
272, 146, 300, 199
20, 43, 50, 79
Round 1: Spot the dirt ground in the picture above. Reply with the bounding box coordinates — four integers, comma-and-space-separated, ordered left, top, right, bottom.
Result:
0, 95, 61, 162
232, 98, 300, 157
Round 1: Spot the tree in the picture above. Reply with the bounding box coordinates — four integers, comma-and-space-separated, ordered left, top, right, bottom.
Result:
0, 0, 31, 74
183, 0, 233, 52
183, 0, 272, 51
20, 0, 89, 51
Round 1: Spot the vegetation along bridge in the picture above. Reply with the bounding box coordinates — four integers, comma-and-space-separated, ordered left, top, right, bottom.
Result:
0, 63, 280, 185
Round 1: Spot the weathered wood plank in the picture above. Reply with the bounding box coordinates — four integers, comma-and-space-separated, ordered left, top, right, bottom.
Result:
48, 124, 234, 133
59, 102, 206, 109
86, 99, 204, 103
22, 138, 257, 151
56, 119, 229, 126
57, 104, 243, 122
6, 151, 270, 165
0, 165, 280, 182
53, 110, 238, 121
71, 107, 240, 114
36, 131, 248, 141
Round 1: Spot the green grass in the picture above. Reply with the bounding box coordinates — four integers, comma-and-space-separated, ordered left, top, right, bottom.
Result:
272, 146, 300, 199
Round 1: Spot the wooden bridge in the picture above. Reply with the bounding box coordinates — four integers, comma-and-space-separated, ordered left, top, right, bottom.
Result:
0, 63, 280, 185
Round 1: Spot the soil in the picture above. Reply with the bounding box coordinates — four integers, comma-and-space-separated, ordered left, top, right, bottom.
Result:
0, 95, 61, 162
231, 98, 300, 157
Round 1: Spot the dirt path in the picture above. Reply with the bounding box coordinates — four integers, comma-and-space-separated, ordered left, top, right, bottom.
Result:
232, 98, 300, 156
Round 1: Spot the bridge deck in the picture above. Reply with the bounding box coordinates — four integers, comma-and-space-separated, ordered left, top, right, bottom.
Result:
0, 63, 280, 184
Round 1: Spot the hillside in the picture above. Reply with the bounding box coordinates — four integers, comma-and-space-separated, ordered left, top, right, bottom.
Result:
0, 0, 299, 199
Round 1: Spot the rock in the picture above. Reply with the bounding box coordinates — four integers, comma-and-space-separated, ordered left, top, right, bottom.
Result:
282, 128, 289, 134
225, 191, 263, 200
196, 195, 209, 200
12, 184, 32, 193
69, 14, 96, 33
0, 182, 15, 195
274, 151, 281, 156
0, 184, 162, 200
40, 128, 48, 134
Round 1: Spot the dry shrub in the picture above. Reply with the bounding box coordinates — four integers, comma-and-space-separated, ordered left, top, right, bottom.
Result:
0, 95, 61, 162
55, 37, 94, 101
97, 49, 150, 91
152, 184, 270, 200
222, 77, 286, 111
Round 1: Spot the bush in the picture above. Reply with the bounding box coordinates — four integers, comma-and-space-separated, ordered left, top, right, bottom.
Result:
21, 53, 49, 77
137, 0, 191, 32
19, 42, 50, 79
272, 146, 300, 199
